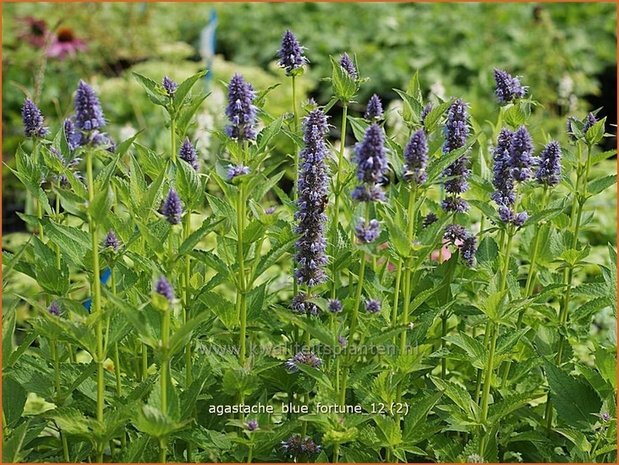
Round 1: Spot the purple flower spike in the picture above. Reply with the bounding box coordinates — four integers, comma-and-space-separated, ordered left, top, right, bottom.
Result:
423, 212, 438, 228
155, 275, 175, 302
460, 235, 477, 266
161, 188, 183, 224
340, 52, 357, 79
355, 218, 380, 244
491, 128, 516, 206
444, 224, 476, 266
365, 94, 384, 121
290, 293, 320, 316
281, 434, 321, 459
494, 69, 526, 104
179, 138, 199, 171
354, 123, 387, 184
403, 129, 428, 184
442, 99, 471, 213
277, 30, 307, 76
351, 185, 385, 203
328, 299, 342, 313
365, 299, 381, 314
22, 98, 48, 138
509, 126, 534, 182
74, 80, 106, 131
285, 351, 322, 373
226, 164, 250, 180
441, 196, 469, 213
103, 230, 120, 251
583, 112, 597, 134
246, 420, 259, 431
536, 141, 562, 187
48, 301, 62, 316
421, 103, 433, 123
295, 109, 330, 287
225, 74, 257, 141
162, 76, 178, 97
64, 119, 81, 151
443, 99, 469, 154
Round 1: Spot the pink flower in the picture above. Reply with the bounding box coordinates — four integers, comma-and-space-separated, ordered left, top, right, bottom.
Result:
19, 16, 49, 48
47, 27, 87, 59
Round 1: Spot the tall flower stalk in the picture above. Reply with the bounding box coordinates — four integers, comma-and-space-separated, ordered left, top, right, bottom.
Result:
226, 74, 257, 370
73, 80, 107, 461
544, 115, 600, 429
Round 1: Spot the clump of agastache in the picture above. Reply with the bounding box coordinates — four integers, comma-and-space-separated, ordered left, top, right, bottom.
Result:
536, 141, 562, 187
179, 138, 199, 171
441, 99, 471, 213
225, 74, 257, 141
403, 129, 428, 184
155, 276, 174, 302
161, 188, 183, 225
22, 98, 48, 138
365, 94, 384, 121
294, 109, 330, 287
494, 69, 526, 104
340, 52, 357, 79
277, 30, 307, 76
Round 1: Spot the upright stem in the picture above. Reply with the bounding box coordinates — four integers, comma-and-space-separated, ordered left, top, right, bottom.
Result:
479, 227, 514, 455
545, 143, 591, 429
391, 261, 403, 341
33, 142, 45, 241
500, 187, 549, 384
51, 340, 69, 462
160, 304, 171, 463
237, 181, 248, 368
170, 116, 177, 162
398, 185, 418, 354
330, 103, 349, 300
86, 151, 105, 462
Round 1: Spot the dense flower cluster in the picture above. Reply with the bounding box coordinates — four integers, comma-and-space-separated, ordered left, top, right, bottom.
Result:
491, 128, 515, 206
155, 276, 174, 302
536, 141, 562, 187
493, 69, 526, 104
225, 74, 257, 141
285, 351, 322, 372
74, 80, 106, 132
179, 138, 199, 171
227, 164, 250, 181
103, 230, 120, 251
510, 126, 534, 182
444, 224, 477, 266
442, 99, 471, 212
423, 212, 438, 228
162, 76, 177, 97
294, 109, 330, 286
161, 188, 183, 224
355, 218, 380, 244
328, 299, 342, 313
277, 30, 307, 76
290, 292, 319, 316
48, 301, 62, 316
64, 119, 81, 151
340, 52, 357, 79
365, 94, 384, 120
354, 123, 388, 185
403, 129, 428, 184
365, 299, 381, 314
281, 434, 321, 459
21, 98, 48, 138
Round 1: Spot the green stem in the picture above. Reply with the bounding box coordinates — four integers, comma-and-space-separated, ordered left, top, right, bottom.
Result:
86, 151, 105, 461
33, 142, 45, 241
479, 227, 514, 455
391, 261, 403, 342
160, 304, 170, 463
330, 103, 349, 300
237, 182, 248, 367
441, 312, 448, 379
170, 116, 176, 162
545, 142, 592, 429
51, 340, 69, 462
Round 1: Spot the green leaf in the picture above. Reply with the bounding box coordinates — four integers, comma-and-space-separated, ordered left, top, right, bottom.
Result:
584, 118, 606, 145
445, 333, 486, 369
178, 216, 223, 256
330, 56, 358, 102
175, 159, 202, 209
587, 174, 616, 196
555, 428, 591, 453
134, 405, 187, 439
168, 312, 213, 357
173, 70, 207, 109
133, 72, 166, 107
42, 220, 91, 267
476, 237, 498, 264
2, 378, 27, 427
544, 362, 602, 425
176, 94, 209, 139
423, 100, 452, 133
